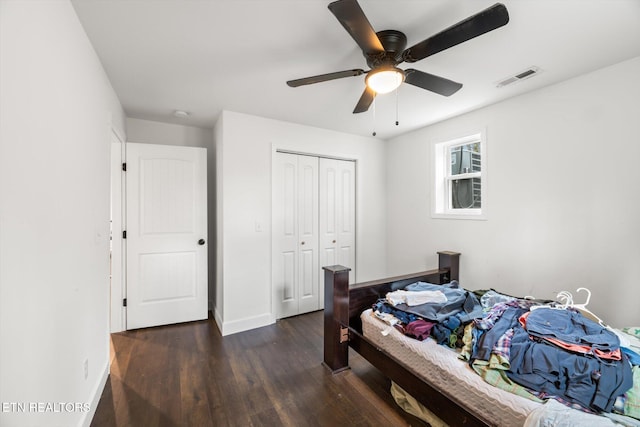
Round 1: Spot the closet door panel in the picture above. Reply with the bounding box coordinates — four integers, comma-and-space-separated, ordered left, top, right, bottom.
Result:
273, 153, 300, 318
319, 158, 338, 310
299, 247, 317, 312
338, 160, 356, 284
297, 155, 319, 313
319, 158, 356, 308
319, 158, 339, 267
281, 251, 296, 301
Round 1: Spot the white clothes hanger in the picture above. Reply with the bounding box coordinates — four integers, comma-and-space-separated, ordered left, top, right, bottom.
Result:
529, 288, 597, 318
573, 287, 591, 308
570, 288, 607, 326
529, 290, 572, 311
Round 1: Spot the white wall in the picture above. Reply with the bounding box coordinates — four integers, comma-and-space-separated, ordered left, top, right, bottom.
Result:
0, 1, 125, 426
215, 111, 387, 335
126, 117, 212, 148
385, 56, 640, 328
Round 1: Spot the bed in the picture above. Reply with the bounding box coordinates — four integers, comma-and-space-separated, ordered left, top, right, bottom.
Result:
322, 252, 640, 427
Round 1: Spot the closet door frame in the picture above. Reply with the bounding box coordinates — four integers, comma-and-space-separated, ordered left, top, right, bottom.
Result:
271, 148, 357, 320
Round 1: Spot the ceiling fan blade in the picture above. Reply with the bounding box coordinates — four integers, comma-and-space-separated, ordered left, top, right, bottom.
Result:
404, 69, 462, 96
287, 69, 365, 87
328, 0, 384, 55
402, 3, 509, 63
353, 86, 376, 113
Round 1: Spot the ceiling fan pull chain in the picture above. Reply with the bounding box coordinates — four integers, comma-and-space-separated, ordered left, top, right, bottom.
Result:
395, 88, 399, 126
372, 97, 377, 137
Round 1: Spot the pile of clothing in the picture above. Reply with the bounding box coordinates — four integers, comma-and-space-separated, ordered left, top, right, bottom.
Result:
373, 280, 483, 347
372, 282, 640, 422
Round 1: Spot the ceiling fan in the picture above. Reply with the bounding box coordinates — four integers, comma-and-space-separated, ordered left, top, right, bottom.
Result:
287, 0, 509, 114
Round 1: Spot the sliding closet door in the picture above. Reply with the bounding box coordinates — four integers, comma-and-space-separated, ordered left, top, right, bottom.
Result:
319, 158, 356, 309
273, 153, 319, 319
273, 153, 355, 318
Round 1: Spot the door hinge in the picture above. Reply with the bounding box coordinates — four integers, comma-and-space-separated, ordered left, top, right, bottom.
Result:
122, 162, 127, 171
339, 326, 349, 343
122, 230, 126, 239
122, 298, 127, 307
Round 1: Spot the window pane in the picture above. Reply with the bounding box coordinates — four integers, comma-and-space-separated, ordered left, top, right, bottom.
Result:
451, 178, 481, 209
450, 143, 481, 176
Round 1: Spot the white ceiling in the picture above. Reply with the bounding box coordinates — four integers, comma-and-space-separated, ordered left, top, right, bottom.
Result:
71, 0, 640, 139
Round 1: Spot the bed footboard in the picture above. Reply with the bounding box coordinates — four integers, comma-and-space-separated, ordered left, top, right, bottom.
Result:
322, 265, 351, 372
321, 252, 490, 427
323, 251, 460, 372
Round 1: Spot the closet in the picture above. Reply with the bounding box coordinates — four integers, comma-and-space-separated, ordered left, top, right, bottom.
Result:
273, 152, 356, 319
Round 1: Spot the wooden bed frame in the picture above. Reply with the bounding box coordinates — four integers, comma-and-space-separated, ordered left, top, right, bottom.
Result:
323, 251, 491, 427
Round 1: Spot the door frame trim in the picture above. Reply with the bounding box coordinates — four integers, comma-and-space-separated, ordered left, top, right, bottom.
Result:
110, 130, 126, 333
275, 148, 356, 162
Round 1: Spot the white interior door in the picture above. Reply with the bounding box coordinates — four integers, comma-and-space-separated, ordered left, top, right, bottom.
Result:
126, 143, 208, 330
273, 153, 319, 318
319, 158, 356, 309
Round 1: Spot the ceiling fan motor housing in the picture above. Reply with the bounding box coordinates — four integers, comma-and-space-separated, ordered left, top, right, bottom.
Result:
365, 30, 407, 68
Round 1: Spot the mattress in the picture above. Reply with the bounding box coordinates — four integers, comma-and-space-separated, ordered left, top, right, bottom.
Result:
361, 308, 539, 427
362, 309, 638, 427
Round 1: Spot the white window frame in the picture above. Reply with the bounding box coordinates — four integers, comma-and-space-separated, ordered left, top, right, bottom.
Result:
432, 130, 486, 220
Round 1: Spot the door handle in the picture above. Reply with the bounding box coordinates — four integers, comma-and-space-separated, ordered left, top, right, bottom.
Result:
198, 239, 206, 245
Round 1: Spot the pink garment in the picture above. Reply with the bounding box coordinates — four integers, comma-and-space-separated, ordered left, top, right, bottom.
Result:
405, 319, 436, 341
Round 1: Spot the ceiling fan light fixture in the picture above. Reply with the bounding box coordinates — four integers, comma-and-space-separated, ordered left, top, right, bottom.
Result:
366, 67, 405, 94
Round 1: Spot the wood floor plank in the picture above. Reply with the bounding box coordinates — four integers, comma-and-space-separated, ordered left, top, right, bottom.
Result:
92, 310, 428, 427
179, 350, 212, 427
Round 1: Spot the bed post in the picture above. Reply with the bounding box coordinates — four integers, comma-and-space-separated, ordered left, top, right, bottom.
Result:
438, 251, 460, 282
323, 265, 351, 373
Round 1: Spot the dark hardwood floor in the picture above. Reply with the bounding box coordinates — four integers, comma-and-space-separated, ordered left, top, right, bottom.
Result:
91, 310, 429, 427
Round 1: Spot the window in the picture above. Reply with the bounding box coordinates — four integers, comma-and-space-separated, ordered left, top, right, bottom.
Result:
432, 131, 486, 219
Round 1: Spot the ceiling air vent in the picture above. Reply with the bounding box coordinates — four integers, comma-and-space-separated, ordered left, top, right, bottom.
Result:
496, 66, 541, 88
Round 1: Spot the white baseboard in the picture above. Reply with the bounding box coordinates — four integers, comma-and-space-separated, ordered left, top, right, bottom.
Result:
213, 306, 224, 333
79, 361, 109, 427
219, 312, 274, 336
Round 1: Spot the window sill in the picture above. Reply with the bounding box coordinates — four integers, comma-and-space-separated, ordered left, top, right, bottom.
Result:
431, 212, 487, 221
